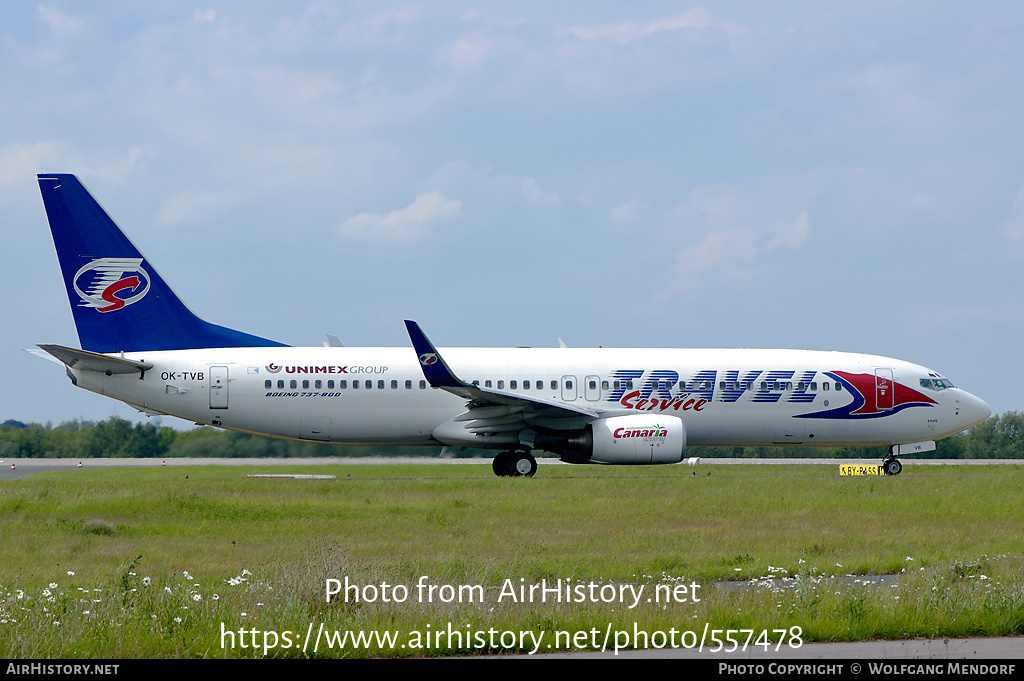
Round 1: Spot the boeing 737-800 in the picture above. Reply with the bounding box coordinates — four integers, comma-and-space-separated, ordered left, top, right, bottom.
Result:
34, 174, 991, 477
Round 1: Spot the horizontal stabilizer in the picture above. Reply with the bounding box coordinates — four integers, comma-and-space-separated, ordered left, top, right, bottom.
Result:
37, 344, 152, 375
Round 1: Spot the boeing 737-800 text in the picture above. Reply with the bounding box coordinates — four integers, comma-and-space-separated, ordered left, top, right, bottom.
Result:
34, 174, 991, 476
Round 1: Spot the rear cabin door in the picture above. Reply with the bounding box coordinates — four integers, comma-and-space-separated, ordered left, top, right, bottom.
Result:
210, 366, 229, 409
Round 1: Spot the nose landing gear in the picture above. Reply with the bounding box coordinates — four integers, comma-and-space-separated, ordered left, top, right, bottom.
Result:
882, 456, 902, 476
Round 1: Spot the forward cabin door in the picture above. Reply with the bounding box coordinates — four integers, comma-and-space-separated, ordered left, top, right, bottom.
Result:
875, 369, 894, 411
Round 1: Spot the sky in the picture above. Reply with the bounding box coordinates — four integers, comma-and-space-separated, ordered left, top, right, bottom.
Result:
2, 2, 1022, 429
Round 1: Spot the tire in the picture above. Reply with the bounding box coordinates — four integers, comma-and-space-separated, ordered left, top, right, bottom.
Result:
883, 458, 902, 476
511, 452, 537, 477
492, 452, 512, 477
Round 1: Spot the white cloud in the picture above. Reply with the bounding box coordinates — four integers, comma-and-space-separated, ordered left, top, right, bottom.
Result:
655, 185, 813, 294
447, 31, 491, 71
1002, 182, 1024, 240
610, 200, 644, 224
765, 212, 812, 251
569, 9, 713, 45
337, 191, 461, 242
676, 212, 812, 273
426, 160, 563, 211
0, 142, 59, 185
155, 189, 244, 227
37, 6, 88, 37
675, 213, 811, 276
363, 7, 420, 31
521, 178, 559, 205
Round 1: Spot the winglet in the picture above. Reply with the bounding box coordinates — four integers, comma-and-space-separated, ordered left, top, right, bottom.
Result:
404, 320, 465, 388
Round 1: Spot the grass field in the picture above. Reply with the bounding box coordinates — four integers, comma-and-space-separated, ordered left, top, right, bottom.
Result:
1, 462, 1022, 657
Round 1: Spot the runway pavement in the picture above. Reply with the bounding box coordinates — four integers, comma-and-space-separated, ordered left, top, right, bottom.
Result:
2, 456, 1022, 481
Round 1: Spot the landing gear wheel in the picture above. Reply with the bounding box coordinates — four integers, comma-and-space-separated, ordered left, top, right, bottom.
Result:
492, 452, 512, 477
883, 458, 902, 476
510, 451, 537, 477
491, 451, 537, 477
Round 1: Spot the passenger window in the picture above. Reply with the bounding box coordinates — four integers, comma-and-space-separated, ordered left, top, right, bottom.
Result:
613, 381, 620, 390
377, 380, 384, 389
602, 381, 609, 390
510, 380, 517, 389
823, 383, 829, 391
328, 380, 335, 389
589, 380, 597, 390
391, 380, 398, 389
290, 380, 297, 389
485, 380, 492, 388
265, 380, 271, 389
406, 380, 412, 389
497, 380, 504, 389
419, 380, 427, 389
551, 380, 557, 390
315, 380, 322, 389
835, 383, 842, 391
524, 380, 530, 389
340, 380, 348, 389
302, 380, 310, 389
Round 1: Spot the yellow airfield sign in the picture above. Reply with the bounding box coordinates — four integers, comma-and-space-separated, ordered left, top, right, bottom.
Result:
839, 464, 884, 476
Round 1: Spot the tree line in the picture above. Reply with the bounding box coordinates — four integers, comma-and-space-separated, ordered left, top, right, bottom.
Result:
1, 412, 1022, 459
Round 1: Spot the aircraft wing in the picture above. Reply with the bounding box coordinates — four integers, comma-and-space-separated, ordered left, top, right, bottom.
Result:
405, 320, 604, 433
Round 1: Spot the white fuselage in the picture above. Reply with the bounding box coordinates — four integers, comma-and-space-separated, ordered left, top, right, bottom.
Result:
69, 345, 991, 450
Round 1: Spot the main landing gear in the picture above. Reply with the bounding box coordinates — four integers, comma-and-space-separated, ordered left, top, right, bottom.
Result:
882, 456, 902, 476
492, 450, 537, 477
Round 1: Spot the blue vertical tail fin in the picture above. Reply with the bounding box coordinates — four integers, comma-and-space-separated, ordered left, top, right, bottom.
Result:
38, 174, 287, 353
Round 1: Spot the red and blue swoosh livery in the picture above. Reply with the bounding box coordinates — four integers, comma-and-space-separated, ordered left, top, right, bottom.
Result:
798, 371, 937, 420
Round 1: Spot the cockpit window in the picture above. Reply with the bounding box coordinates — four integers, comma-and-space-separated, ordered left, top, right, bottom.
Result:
920, 377, 955, 391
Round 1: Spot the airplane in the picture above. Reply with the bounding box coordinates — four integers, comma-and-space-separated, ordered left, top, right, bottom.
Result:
34, 174, 992, 477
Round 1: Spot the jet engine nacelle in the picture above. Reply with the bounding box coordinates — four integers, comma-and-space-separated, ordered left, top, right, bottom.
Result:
534, 414, 686, 465
589, 414, 686, 464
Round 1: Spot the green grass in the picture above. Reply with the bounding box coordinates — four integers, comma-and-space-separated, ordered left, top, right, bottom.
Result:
1, 463, 1023, 657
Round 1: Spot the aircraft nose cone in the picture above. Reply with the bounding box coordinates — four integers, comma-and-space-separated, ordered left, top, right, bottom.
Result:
960, 392, 992, 429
